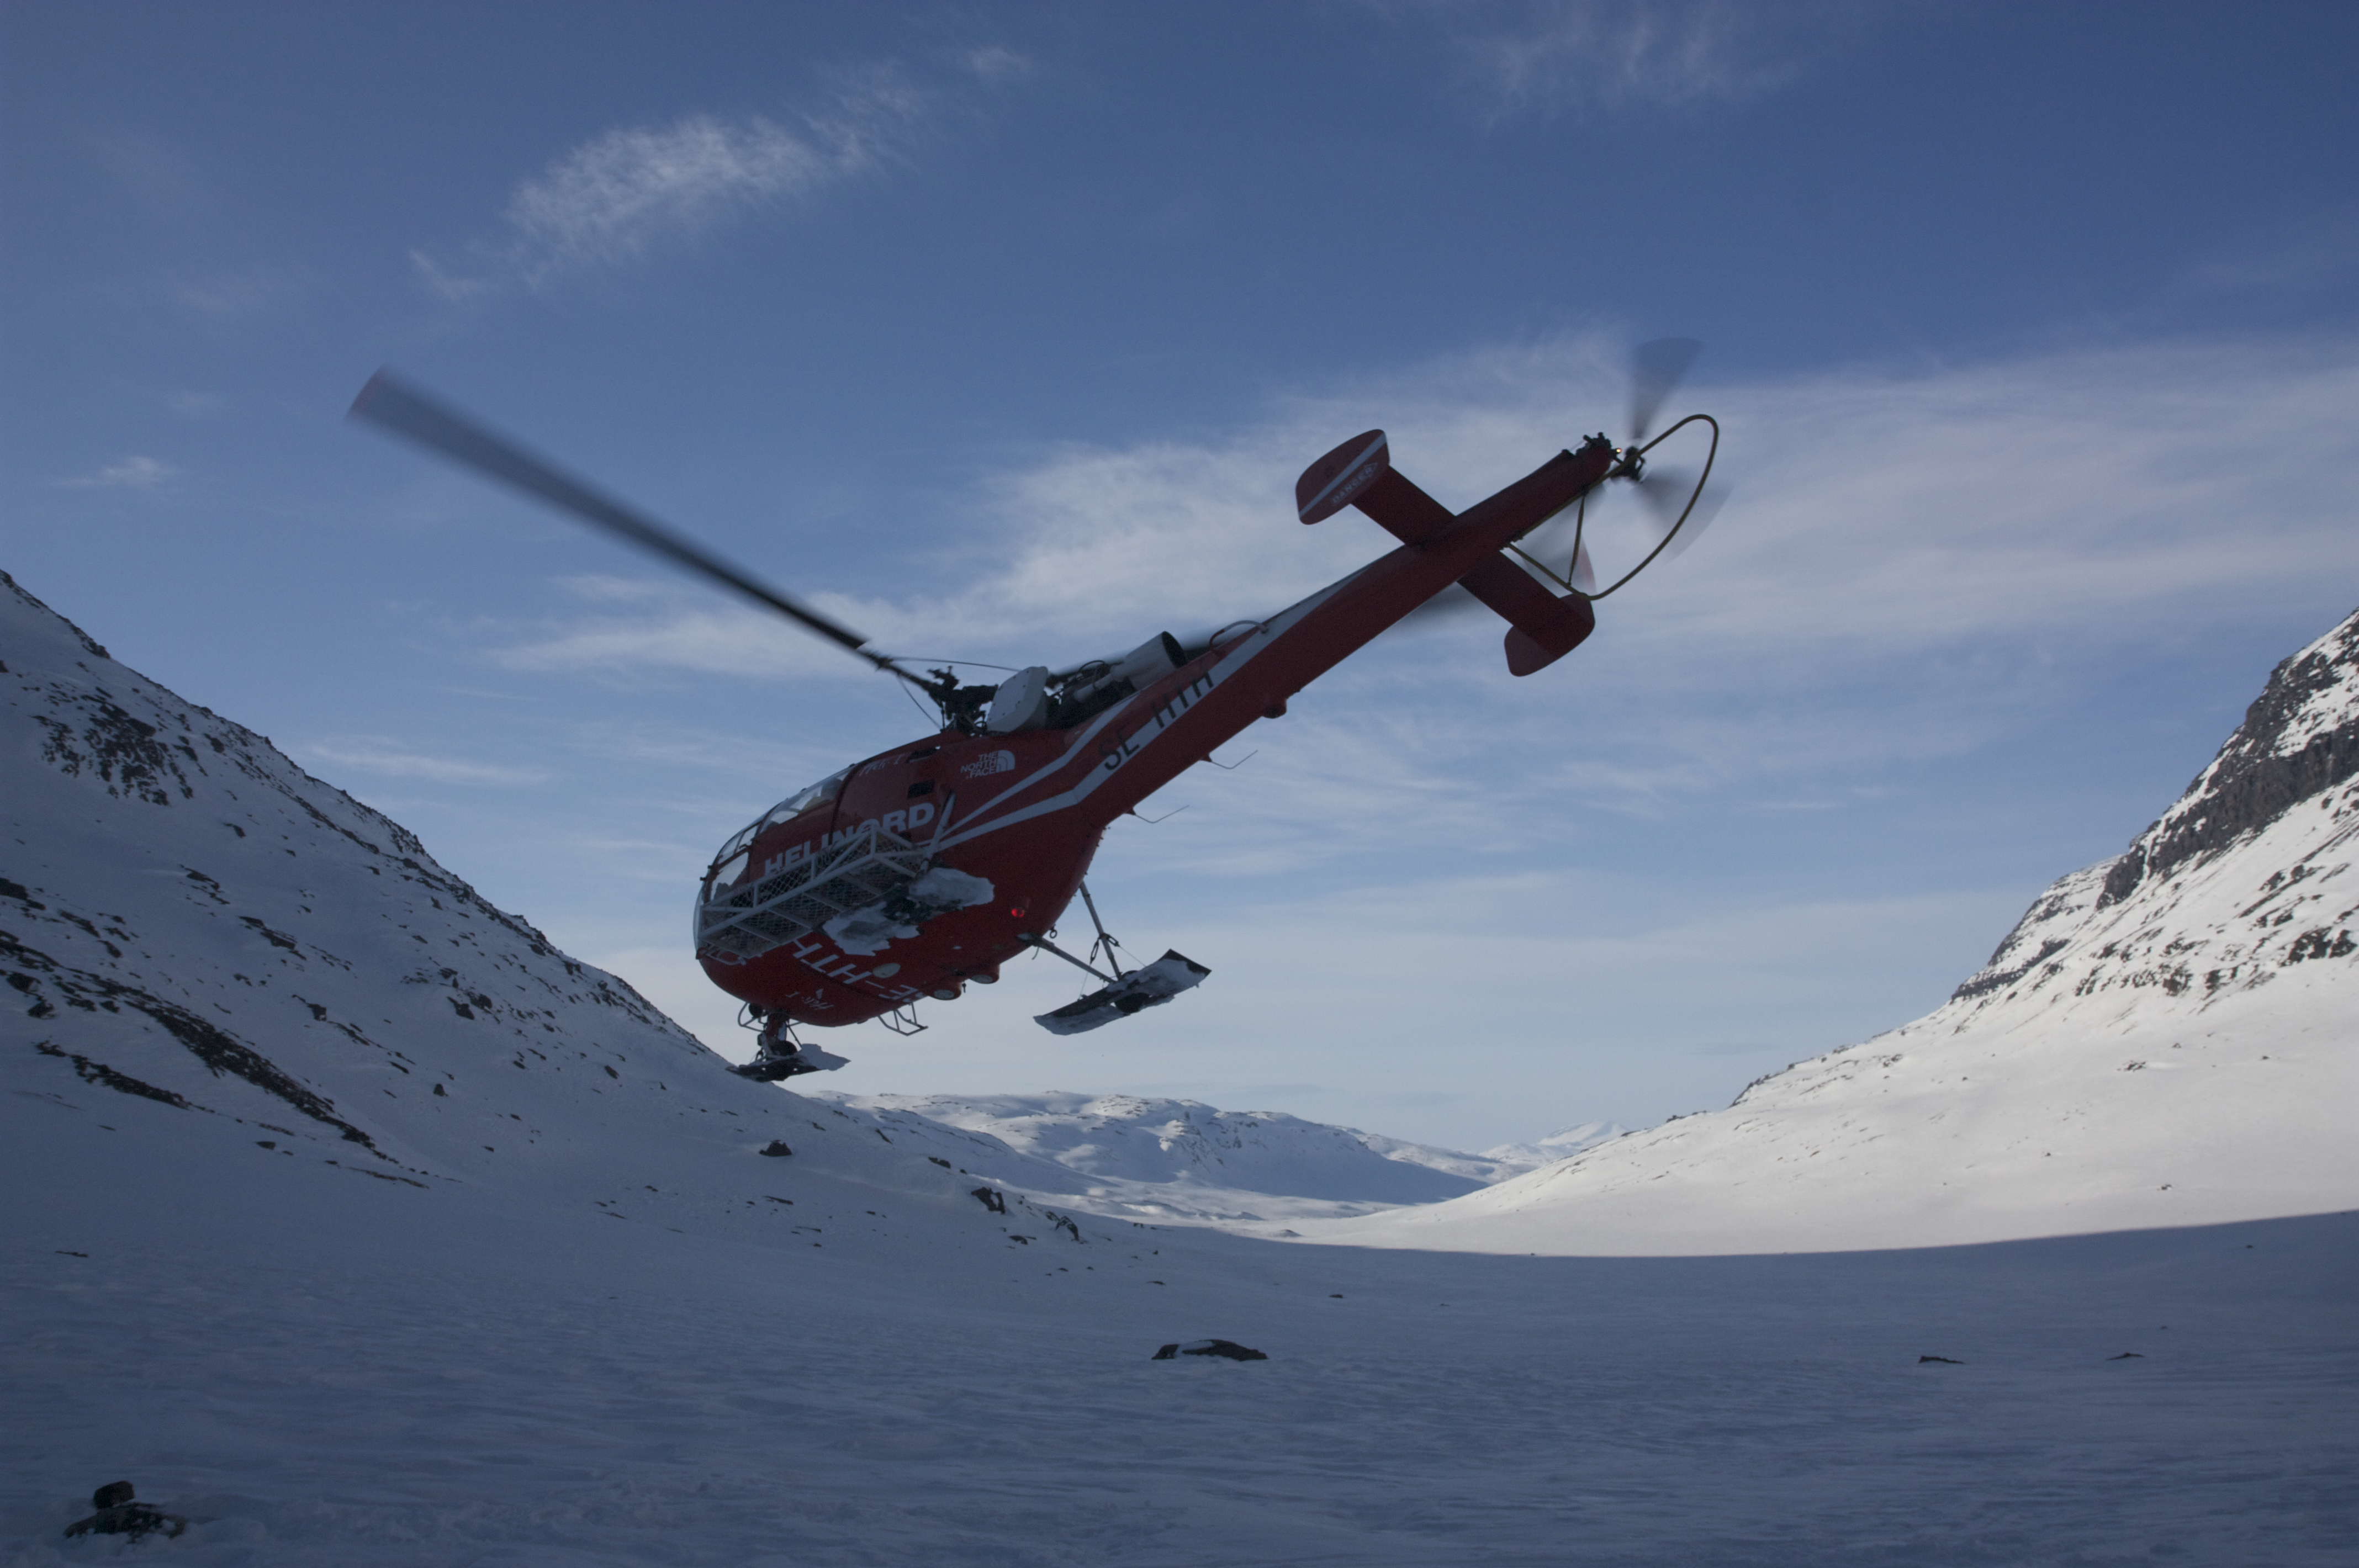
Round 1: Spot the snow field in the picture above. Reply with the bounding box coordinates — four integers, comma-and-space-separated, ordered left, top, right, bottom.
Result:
6, 1082, 2355, 1566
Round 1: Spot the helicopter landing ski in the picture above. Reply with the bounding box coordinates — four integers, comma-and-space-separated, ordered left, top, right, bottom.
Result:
348, 348, 1721, 1052
1035, 950, 1212, 1036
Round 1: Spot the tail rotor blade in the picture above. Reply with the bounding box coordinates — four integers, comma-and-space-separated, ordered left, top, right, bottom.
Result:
1570, 539, 1597, 595
1634, 464, 1699, 536
1633, 462, 1727, 559
1658, 485, 1729, 560
348, 371, 889, 668
1628, 338, 1702, 445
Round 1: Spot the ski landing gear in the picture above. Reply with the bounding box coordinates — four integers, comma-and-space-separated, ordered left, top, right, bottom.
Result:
1022, 882, 1210, 1036
728, 1011, 850, 1082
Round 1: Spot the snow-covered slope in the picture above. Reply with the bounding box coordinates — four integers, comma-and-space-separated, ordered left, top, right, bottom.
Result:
1325, 608, 2359, 1256
0, 569, 1490, 1239
0, 569, 1182, 1248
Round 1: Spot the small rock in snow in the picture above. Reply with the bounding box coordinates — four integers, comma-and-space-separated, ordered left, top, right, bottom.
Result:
64, 1481, 186, 1542
1152, 1339, 1267, 1362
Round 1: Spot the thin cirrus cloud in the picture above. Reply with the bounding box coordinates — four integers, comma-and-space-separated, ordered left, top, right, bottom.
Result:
417, 61, 983, 295
57, 455, 179, 490
1427, 0, 1856, 117
467, 332, 2359, 835
300, 738, 549, 787
477, 333, 2359, 688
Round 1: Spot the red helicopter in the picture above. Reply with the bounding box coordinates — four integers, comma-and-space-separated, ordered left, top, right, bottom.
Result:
350, 347, 1718, 1078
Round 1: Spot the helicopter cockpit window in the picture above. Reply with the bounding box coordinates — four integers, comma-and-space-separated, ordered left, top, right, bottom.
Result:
712, 764, 854, 866
760, 765, 852, 830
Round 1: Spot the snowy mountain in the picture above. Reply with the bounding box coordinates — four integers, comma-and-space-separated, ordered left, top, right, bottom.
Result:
824, 1090, 1535, 1225
0, 570, 1123, 1231
0, 569, 1494, 1235
1478, 1119, 1627, 1166
1325, 608, 2359, 1256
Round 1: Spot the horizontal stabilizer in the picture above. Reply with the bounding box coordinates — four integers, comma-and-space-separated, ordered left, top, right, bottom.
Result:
1034, 950, 1210, 1036
1295, 431, 1391, 524
1456, 555, 1596, 676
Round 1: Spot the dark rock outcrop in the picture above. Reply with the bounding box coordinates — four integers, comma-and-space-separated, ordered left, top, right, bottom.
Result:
2098, 607, 2358, 908
63, 1480, 186, 1541
1152, 1339, 1267, 1362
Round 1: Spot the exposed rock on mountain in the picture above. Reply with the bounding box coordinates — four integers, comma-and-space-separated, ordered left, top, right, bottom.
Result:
1962, 608, 2359, 1007
2095, 612, 2359, 912
1323, 608, 2359, 1256
2, 569, 727, 1190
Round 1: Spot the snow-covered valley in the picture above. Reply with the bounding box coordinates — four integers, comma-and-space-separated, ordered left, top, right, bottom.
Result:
4, 569, 2353, 1564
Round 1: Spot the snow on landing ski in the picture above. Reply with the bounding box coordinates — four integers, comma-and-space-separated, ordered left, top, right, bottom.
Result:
1320, 607, 2359, 1256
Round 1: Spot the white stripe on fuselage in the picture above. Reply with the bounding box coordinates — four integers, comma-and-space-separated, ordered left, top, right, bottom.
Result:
934, 573, 1359, 854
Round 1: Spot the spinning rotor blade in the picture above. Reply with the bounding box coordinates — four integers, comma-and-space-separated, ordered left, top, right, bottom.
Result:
1634, 462, 1700, 532
349, 372, 898, 674
1657, 484, 1729, 559
1628, 338, 1702, 446
1635, 462, 1729, 560
1570, 538, 1597, 595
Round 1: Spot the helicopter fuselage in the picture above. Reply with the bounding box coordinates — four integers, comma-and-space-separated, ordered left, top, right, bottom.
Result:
695, 433, 1622, 1030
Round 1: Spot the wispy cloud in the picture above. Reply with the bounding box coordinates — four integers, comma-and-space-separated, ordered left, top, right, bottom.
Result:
57, 455, 179, 490
424, 64, 951, 293
166, 267, 305, 321
409, 248, 495, 303
486, 575, 869, 684
485, 333, 2359, 671
477, 333, 2359, 829
301, 738, 548, 787
506, 110, 862, 277
1422, 0, 1855, 118
960, 45, 1034, 83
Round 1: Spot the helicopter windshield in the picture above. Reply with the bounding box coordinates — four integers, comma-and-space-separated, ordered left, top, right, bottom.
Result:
712, 765, 852, 866
761, 765, 851, 829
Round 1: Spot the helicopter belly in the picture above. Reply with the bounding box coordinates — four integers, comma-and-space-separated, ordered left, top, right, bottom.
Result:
698, 804, 1103, 1029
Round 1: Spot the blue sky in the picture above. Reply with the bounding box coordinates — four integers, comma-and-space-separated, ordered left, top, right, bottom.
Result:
5, 1, 2355, 1150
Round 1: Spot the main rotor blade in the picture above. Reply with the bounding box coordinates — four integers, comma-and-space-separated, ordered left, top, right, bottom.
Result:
349, 372, 886, 666
1629, 338, 1702, 446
